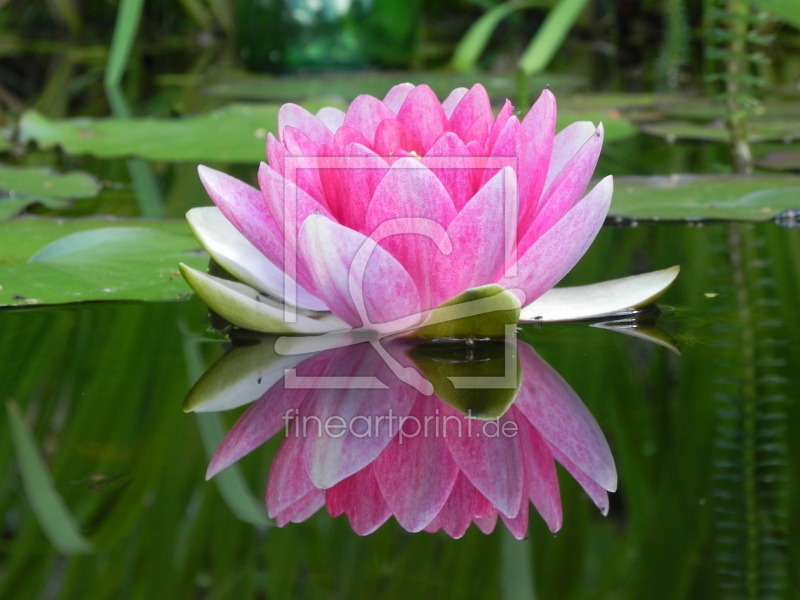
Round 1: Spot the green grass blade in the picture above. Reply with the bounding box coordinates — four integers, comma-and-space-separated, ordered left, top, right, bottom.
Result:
6, 402, 92, 555
451, 0, 545, 71
518, 0, 590, 75
104, 0, 145, 90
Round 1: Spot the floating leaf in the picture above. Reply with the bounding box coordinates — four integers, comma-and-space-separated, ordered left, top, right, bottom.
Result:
641, 119, 800, 143
0, 165, 102, 198
202, 70, 583, 104
610, 175, 800, 221
0, 165, 103, 220
19, 103, 326, 163
6, 402, 92, 554
0, 218, 206, 306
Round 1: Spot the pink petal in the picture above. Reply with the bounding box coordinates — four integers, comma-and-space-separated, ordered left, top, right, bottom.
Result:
485, 99, 514, 152
197, 165, 286, 270
373, 118, 423, 156
382, 83, 415, 114
433, 473, 482, 539
517, 89, 556, 227
441, 87, 468, 118
257, 162, 336, 292
372, 398, 460, 532
431, 167, 518, 304
319, 143, 389, 231
278, 102, 333, 146
442, 405, 524, 519
480, 114, 520, 188
364, 157, 457, 307
422, 132, 476, 211
545, 121, 599, 192
527, 124, 603, 245
500, 498, 529, 540
267, 133, 286, 176
266, 431, 316, 518
448, 84, 493, 143
515, 409, 562, 532
257, 162, 334, 238
316, 106, 345, 132
281, 126, 325, 202
396, 84, 448, 152
297, 215, 423, 330
326, 467, 392, 535
301, 346, 416, 489
549, 445, 610, 515
499, 176, 613, 304
513, 343, 617, 493
344, 94, 396, 144
473, 510, 498, 534
207, 388, 305, 478
274, 488, 325, 526
332, 125, 371, 151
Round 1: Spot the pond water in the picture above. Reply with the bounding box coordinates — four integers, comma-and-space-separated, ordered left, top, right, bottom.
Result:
2, 215, 798, 599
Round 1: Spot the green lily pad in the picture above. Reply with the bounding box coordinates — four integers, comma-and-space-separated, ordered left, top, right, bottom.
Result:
0, 218, 206, 306
202, 71, 583, 104
0, 165, 103, 220
610, 175, 800, 221
20, 102, 329, 163
641, 119, 800, 143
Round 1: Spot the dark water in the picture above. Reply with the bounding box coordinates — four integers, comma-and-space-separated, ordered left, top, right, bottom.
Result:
1, 218, 798, 599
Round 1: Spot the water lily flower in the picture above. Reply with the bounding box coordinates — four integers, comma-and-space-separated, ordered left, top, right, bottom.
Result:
195, 336, 616, 538
180, 83, 678, 336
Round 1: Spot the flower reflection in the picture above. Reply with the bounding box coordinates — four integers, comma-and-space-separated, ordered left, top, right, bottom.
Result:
190, 334, 616, 539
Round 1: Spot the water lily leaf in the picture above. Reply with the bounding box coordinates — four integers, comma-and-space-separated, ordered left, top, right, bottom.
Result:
0, 165, 102, 220
520, 266, 680, 322
202, 71, 583, 104
641, 119, 800, 143
6, 402, 92, 554
19, 103, 325, 163
755, 148, 800, 172
0, 165, 102, 198
610, 175, 800, 221
0, 219, 206, 306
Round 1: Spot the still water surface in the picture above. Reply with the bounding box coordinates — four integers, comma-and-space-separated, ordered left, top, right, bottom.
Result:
1, 219, 798, 599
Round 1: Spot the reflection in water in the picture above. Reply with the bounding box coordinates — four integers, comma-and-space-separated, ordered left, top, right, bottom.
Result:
187, 333, 616, 539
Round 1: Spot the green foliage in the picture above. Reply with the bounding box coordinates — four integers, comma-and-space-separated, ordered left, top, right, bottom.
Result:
0, 219, 207, 306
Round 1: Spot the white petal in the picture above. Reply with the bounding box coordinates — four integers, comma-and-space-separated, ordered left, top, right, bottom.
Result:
187, 206, 328, 312
183, 335, 318, 412
180, 263, 350, 334
520, 266, 680, 322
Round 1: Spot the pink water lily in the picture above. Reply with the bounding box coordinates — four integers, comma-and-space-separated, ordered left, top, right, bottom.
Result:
199, 337, 616, 539
180, 83, 678, 335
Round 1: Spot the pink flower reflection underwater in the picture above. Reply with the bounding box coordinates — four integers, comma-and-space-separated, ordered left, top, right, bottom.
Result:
196, 337, 616, 539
